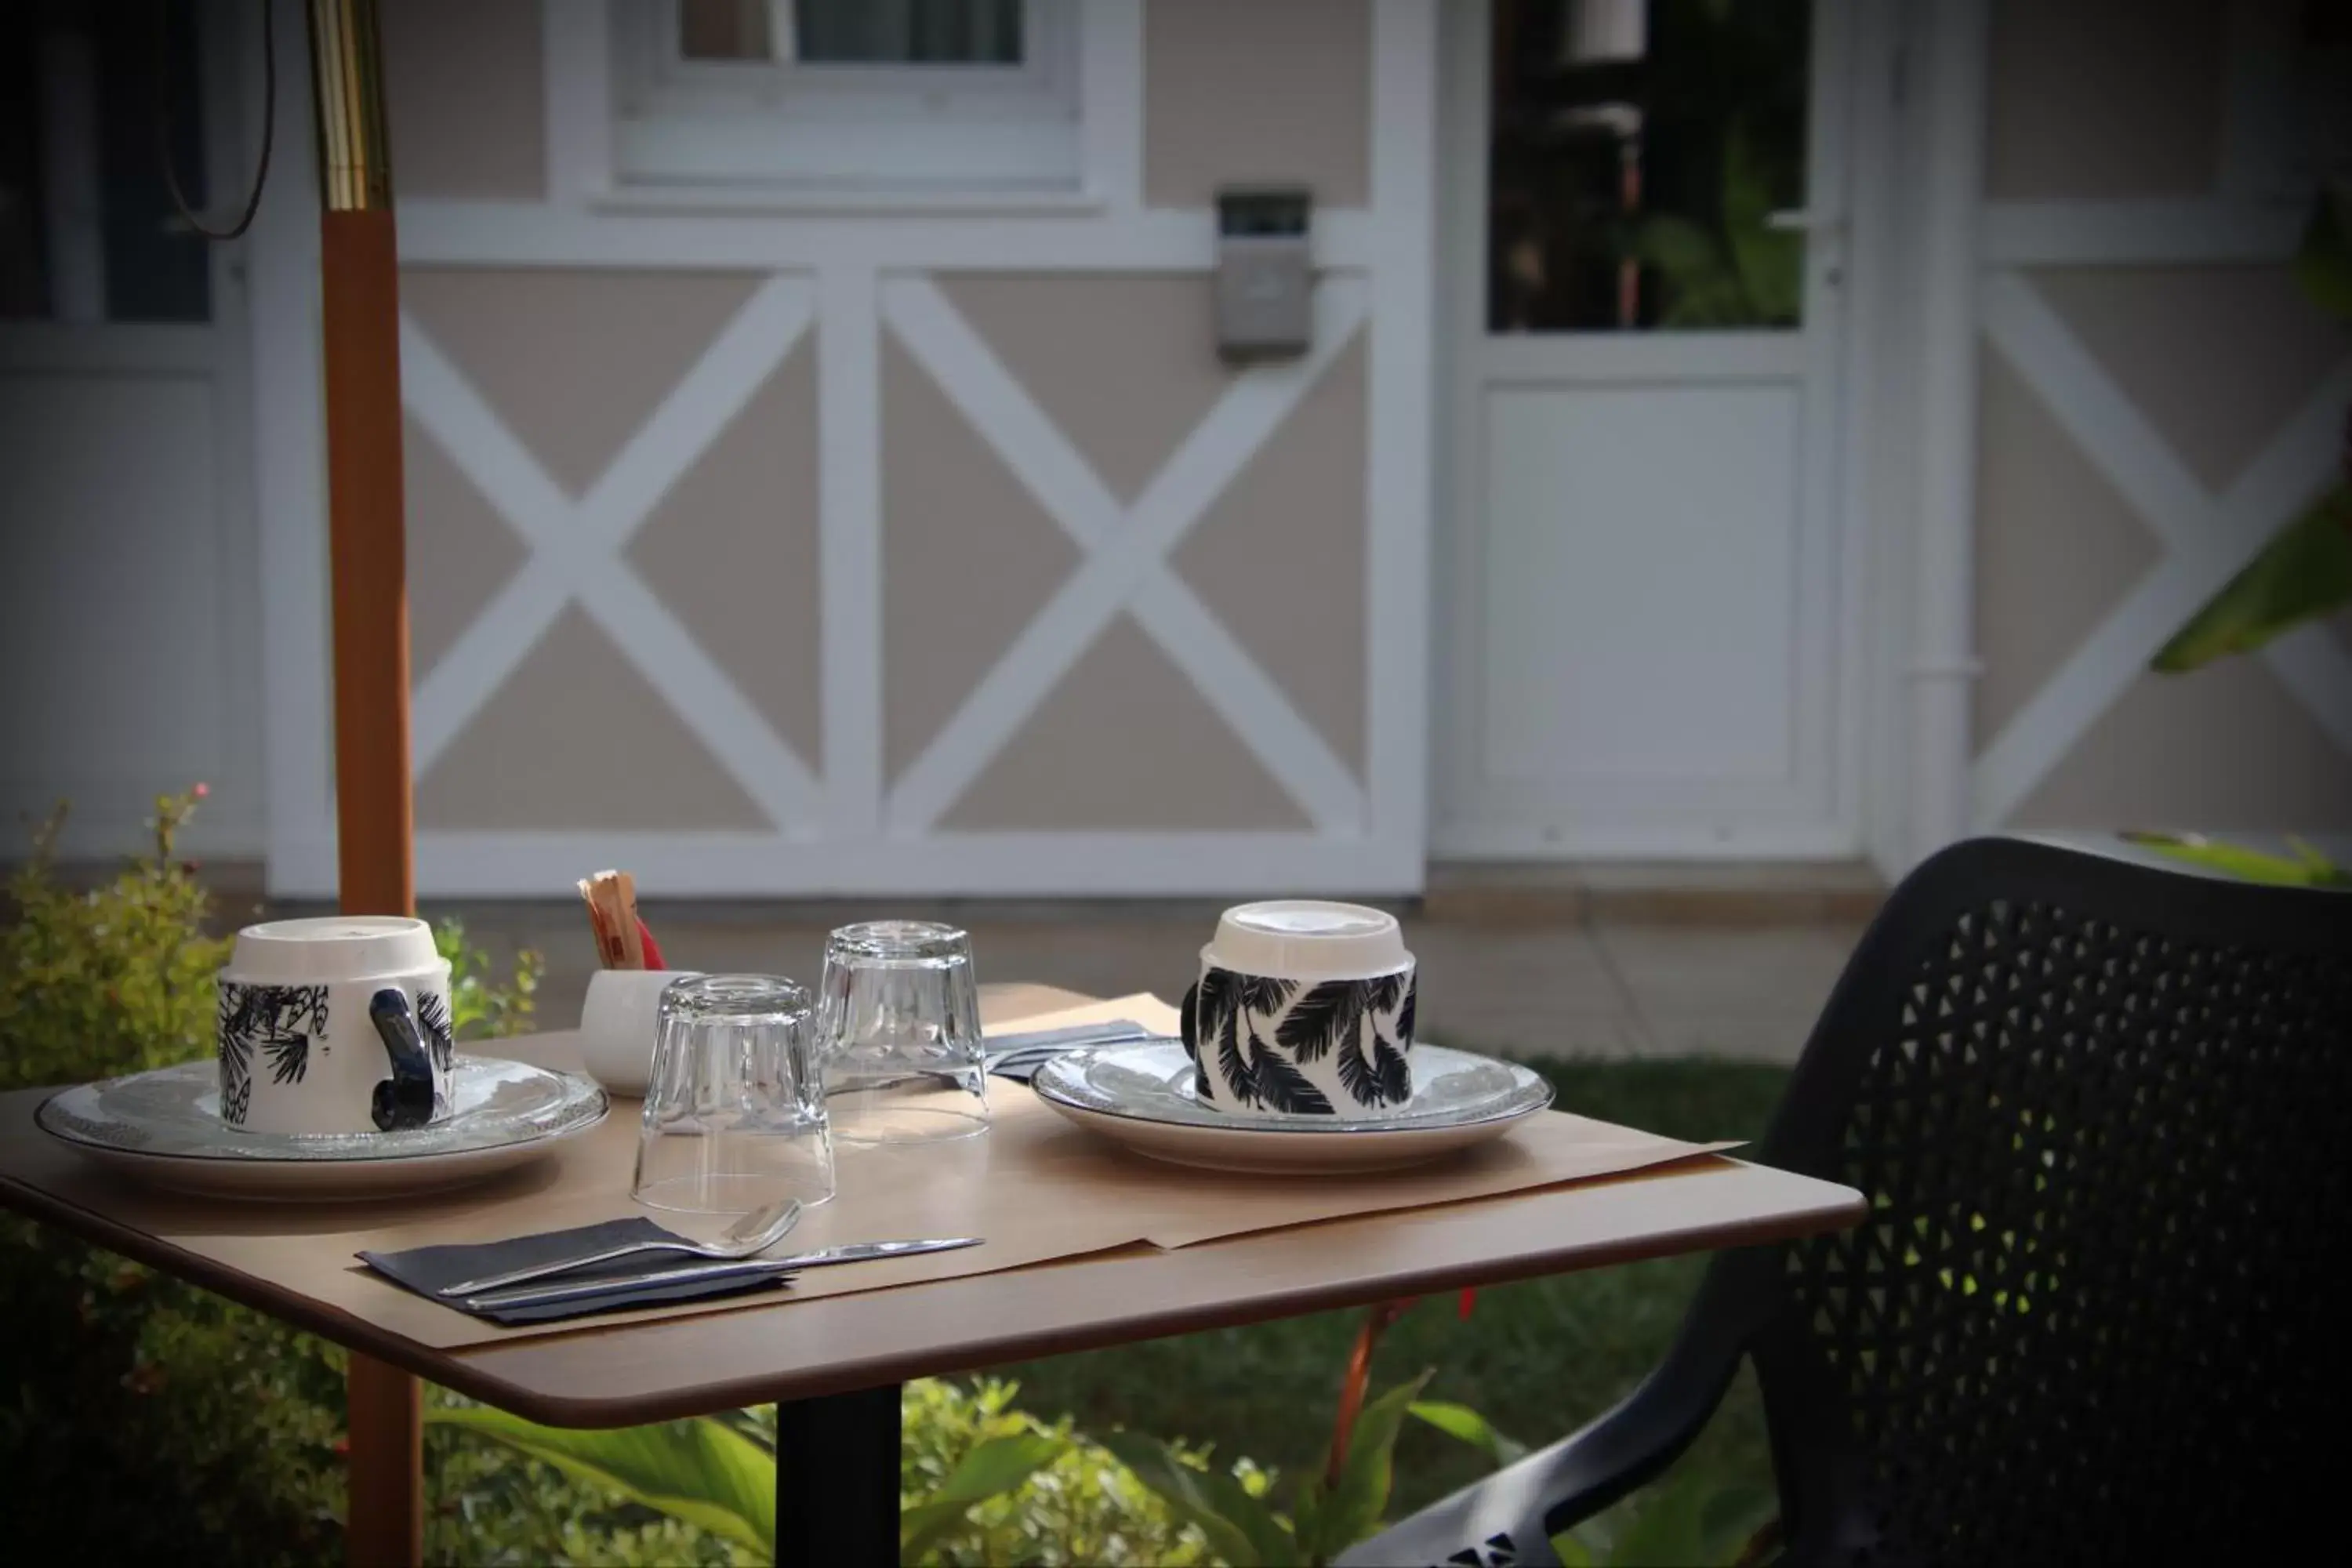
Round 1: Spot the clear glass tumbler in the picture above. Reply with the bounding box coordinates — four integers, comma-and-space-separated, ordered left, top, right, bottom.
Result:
633, 974, 835, 1215
816, 921, 989, 1145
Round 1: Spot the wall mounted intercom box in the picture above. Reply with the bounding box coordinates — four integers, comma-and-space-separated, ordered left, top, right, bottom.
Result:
1214, 187, 1314, 362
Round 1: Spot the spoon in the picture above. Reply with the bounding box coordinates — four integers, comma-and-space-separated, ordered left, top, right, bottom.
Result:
438, 1197, 805, 1297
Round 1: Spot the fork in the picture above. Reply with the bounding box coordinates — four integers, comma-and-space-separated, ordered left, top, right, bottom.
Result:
437, 1197, 805, 1297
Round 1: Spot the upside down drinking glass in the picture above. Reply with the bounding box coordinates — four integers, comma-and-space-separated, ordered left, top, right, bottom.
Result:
817, 921, 989, 1145
633, 974, 835, 1215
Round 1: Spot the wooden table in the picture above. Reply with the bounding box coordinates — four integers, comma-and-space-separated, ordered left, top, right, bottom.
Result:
0, 984, 1864, 1565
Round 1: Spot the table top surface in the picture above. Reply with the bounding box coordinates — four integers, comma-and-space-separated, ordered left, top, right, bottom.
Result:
0, 983, 1864, 1426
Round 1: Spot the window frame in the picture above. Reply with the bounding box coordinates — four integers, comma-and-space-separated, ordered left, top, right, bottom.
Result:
608, 0, 1087, 198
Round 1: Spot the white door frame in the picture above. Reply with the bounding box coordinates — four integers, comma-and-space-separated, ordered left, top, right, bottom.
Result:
1432, 0, 1922, 865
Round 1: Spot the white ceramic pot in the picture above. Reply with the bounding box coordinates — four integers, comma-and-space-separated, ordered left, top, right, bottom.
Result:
215, 916, 452, 1134
1179, 901, 1417, 1120
577, 969, 703, 1097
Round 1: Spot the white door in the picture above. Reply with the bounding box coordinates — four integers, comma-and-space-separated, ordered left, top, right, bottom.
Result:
1437, 0, 1862, 859
0, 0, 263, 859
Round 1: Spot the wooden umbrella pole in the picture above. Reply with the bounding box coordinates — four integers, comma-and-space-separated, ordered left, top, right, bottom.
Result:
311, 0, 412, 921
305, 2, 422, 1563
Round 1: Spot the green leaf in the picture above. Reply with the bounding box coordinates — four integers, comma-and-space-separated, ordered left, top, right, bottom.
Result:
898, 1431, 1067, 1558
1631, 214, 1726, 290
1319, 1370, 1436, 1553
2293, 180, 2352, 321
425, 1406, 775, 1558
1720, 121, 1802, 325
1407, 1400, 1529, 1468
2153, 486, 2352, 671
1099, 1430, 1293, 1568
1629, 223, 1747, 327
2287, 835, 2339, 873
1602, 1486, 1708, 1566
1290, 1473, 1327, 1563
1551, 1530, 1599, 1566
2120, 832, 2350, 888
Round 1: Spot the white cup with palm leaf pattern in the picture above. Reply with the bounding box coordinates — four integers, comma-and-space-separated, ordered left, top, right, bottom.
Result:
215, 917, 454, 1135
1178, 902, 1417, 1120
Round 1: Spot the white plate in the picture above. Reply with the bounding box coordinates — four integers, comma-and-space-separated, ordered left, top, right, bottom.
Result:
1030, 1040, 1553, 1174
36, 1056, 608, 1201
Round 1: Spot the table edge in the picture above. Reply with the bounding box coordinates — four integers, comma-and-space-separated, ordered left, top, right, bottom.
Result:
0, 1169, 505, 1399
438, 1174, 1866, 1427
3, 1134, 1867, 1428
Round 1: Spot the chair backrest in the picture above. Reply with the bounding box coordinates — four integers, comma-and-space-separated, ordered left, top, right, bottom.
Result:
1743, 837, 2352, 1563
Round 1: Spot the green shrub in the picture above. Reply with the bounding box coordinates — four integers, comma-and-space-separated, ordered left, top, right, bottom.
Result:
0, 789, 230, 1090
424, 1377, 1221, 1565
0, 789, 552, 1563
897, 1377, 1218, 1565
0, 789, 1227, 1565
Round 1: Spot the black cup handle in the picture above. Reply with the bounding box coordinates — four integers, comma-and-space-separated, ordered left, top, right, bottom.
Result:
368, 988, 437, 1132
1178, 982, 1200, 1062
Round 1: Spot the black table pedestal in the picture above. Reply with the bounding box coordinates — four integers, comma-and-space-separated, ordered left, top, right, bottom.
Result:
775, 1382, 902, 1565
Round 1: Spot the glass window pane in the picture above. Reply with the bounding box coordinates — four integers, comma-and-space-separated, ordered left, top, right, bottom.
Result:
0, 20, 45, 318
679, 0, 772, 60
793, 0, 1023, 64
679, 1, 1025, 64
1489, 0, 1809, 334
95, 0, 210, 323
2, 5, 211, 324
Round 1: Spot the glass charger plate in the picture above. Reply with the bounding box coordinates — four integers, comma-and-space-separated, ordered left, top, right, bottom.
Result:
36, 1056, 608, 1202
1030, 1041, 1553, 1174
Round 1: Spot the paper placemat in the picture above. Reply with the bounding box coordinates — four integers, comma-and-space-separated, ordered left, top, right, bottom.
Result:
0, 994, 1736, 1351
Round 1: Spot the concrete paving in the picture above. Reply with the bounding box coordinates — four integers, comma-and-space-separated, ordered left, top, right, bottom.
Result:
421, 896, 1871, 1066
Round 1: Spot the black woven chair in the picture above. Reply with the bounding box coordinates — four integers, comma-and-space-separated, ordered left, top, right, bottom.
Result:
1343, 836, 2352, 1567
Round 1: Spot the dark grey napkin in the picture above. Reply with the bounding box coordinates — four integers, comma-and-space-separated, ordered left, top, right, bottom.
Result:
358, 1218, 790, 1326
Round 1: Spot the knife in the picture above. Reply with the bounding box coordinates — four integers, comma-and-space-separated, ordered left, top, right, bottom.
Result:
983, 1020, 1152, 1062
460, 1236, 984, 1314
984, 1021, 1156, 1083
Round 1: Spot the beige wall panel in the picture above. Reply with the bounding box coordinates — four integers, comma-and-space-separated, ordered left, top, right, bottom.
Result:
1984, 0, 2225, 200
1144, 0, 1370, 208
2010, 659, 2352, 830
401, 270, 764, 497
405, 415, 528, 683
1973, 348, 2160, 742
381, 0, 545, 201
628, 344, 823, 772
881, 336, 1080, 783
417, 607, 769, 830
942, 617, 1312, 830
1171, 334, 1368, 777
940, 274, 1233, 503
2031, 266, 2352, 492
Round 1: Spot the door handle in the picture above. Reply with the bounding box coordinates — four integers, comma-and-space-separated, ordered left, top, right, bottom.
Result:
1766, 207, 1845, 235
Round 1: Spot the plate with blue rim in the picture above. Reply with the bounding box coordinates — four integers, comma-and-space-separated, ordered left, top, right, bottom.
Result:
1028, 1040, 1552, 1174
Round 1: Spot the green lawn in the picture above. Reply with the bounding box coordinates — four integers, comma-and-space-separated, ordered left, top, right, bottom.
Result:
990, 1057, 1794, 1559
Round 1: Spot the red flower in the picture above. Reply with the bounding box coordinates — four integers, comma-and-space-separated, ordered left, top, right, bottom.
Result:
1459, 1288, 1479, 1320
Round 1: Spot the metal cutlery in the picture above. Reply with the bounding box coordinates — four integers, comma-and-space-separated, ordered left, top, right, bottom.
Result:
439, 1196, 807, 1297
984, 1020, 1156, 1081
460, 1236, 985, 1313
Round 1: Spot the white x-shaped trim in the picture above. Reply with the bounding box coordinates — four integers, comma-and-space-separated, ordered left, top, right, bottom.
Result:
1973, 270, 2352, 826
401, 275, 822, 831
880, 274, 1373, 833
